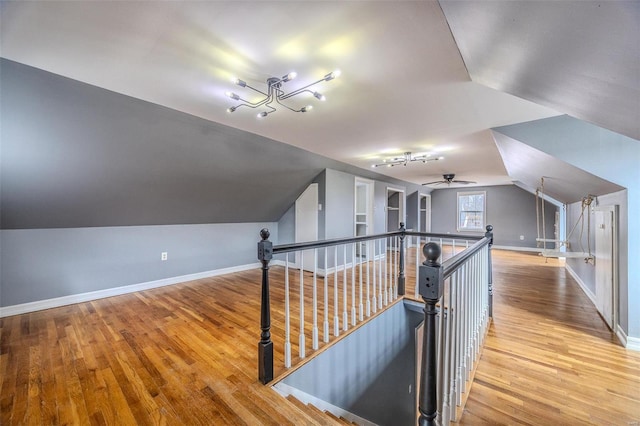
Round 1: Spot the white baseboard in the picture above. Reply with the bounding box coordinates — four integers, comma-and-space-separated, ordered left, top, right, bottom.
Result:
492, 245, 544, 253
566, 266, 640, 351
273, 382, 376, 426
279, 254, 385, 277
0, 262, 262, 318
627, 336, 640, 351
565, 263, 596, 306
615, 326, 640, 351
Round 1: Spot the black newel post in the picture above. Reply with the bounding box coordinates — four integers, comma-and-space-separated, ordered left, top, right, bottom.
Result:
258, 228, 273, 384
397, 222, 406, 296
418, 242, 444, 426
485, 224, 494, 318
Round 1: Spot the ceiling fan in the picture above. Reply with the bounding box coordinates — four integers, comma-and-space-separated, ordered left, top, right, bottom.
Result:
422, 173, 477, 186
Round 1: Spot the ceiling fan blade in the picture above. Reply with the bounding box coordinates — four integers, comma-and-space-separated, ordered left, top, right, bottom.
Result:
422, 180, 445, 186
452, 180, 476, 184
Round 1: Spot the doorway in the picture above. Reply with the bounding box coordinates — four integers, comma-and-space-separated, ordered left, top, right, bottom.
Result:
386, 187, 405, 232
419, 194, 431, 233
355, 178, 374, 260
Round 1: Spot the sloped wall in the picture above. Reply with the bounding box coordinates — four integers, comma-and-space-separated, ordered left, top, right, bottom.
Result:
494, 115, 638, 340
0, 59, 421, 309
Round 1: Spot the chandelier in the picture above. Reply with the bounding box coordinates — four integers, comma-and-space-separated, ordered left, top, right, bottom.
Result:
225, 69, 341, 118
372, 152, 444, 168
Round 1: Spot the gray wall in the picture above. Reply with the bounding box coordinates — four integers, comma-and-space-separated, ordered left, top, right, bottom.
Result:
1, 59, 426, 308
282, 301, 423, 425
406, 191, 419, 231
430, 185, 557, 247
325, 169, 356, 239
1, 58, 423, 230
1, 223, 274, 306
565, 190, 628, 330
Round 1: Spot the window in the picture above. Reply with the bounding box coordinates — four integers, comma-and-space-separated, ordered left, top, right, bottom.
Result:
457, 191, 486, 232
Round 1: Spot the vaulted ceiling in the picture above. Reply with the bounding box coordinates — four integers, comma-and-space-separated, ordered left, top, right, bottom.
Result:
1, 1, 637, 190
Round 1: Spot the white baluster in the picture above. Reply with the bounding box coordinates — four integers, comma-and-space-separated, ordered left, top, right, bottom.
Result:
379, 239, 384, 308
359, 242, 364, 321
299, 251, 305, 359
351, 244, 357, 326
455, 265, 463, 407
461, 262, 468, 392
388, 238, 393, 301
312, 248, 318, 350
442, 275, 453, 426
323, 247, 329, 343
334, 246, 339, 336
372, 239, 377, 313
284, 253, 291, 368
449, 270, 460, 421
366, 240, 371, 317
343, 245, 348, 331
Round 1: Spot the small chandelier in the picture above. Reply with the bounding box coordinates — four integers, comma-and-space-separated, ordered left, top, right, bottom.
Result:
225, 69, 341, 118
372, 152, 444, 168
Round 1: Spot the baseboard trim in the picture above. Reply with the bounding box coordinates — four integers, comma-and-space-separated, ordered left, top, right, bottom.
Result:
273, 382, 376, 426
0, 262, 262, 318
492, 245, 544, 253
627, 336, 640, 351
565, 263, 596, 306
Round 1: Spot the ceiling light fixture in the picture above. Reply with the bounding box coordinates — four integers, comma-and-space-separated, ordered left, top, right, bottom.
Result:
372, 152, 444, 168
226, 70, 340, 118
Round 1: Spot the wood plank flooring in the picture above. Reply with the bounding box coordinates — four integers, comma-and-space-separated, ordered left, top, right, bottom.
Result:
459, 251, 640, 425
1, 249, 639, 425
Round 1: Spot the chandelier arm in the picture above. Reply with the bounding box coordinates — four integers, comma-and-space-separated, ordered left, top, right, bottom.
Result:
232, 95, 272, 109
274, 92, 301, 112
280, 78, 326, 100
244, 84, 269, 97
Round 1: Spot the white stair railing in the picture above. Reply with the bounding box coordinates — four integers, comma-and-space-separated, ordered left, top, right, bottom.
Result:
416, 225, 493, 425
257, 225, 493, 396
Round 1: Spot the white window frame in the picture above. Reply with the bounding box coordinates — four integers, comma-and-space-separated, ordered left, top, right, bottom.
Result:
457, 191, 486, 232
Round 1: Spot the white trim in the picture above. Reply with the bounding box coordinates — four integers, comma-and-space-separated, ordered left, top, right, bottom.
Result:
306, 253, 386, 277
565, 262, 597, 306
627, 336, 640, 352
492, 245, 545, 253
0, 262, 262, 318
616, 324, 628, 347
616, 326, 640, 351
273, 382, 376, 426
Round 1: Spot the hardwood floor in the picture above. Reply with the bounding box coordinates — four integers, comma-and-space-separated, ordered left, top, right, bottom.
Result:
1, 250, 638, 425
459, 251, 640, 425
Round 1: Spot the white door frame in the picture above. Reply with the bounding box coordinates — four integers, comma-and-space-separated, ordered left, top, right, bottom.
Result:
419, 193, 431, 233
355, 177, 374, 236
295, 183, 319, 270
386, 186, 406, 232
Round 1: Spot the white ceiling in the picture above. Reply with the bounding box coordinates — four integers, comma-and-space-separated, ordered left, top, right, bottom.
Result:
0, 1, 562, 188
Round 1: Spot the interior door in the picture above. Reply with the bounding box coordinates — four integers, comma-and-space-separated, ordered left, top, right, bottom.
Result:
595, 207, 614, 329
295, 183, 318, 271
